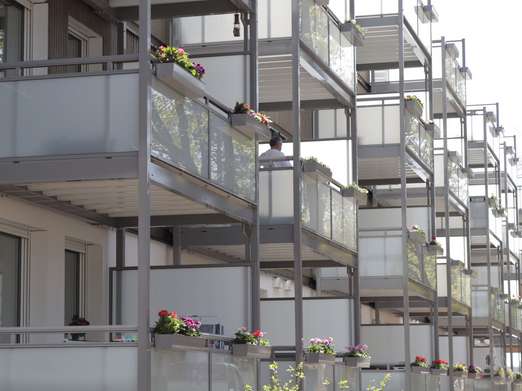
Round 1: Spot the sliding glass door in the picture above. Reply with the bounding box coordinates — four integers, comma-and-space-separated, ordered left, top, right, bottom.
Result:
0, 231, 21, 342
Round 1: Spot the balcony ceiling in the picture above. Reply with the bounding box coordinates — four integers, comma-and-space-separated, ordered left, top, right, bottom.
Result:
258, 55, 335, 104
468, 144, 496, 168
432, 89, 463, 118
356, 25, 423, 69
358, 156, 423, 183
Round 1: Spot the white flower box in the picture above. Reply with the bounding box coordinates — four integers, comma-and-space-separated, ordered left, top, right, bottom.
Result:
424, 124, 441, 139
305, 352, 336, 364
155, 62, 205, 99
231, 113, 271, 140
454, 371, 468, 378
154, 333, 206, 349
342, 188, 368, 205
340, 22, 365, 47
302, 161, 333, 180
428, 245, 443, 255
468, 373, 480, 379
411, 366, 430, 374
430, 368, 448, 376
405, 100, 423, 118
232, 344, 272, 358
408, 231, 426, 245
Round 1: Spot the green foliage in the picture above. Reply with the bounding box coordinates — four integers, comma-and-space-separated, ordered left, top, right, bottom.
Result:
245, 362, 305, 391
234, 327, 270, 346
345, 19, 366, 35
303, 156, 331, 170
367, 373, 391, 391
155, 46, 205, 79
346, 183, 368, 194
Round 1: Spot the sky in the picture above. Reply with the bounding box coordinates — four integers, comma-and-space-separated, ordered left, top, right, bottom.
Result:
433, 1, 522, 144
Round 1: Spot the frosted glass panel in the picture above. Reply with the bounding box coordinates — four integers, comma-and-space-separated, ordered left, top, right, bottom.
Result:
359, 236, 403, 277
469, 199, 487, 230
210, 114, 255, 201
360, 209, 402, 229
357, 106, 383, 145
113, 267, 251, 335
301, 0, 329, 64
0, 347, 137, 391
204, 14, 244, 43
0, 74, 139, 158
361, 371, 405, 391
259, 170, 294, 225
152, 350, 209, 391
260, 299, 353, 348
335, 366, 360, 391
384, 106, 401, 144
303, 364, 334, 391
191, 55, 248, 109
360, 325, 434, 365
152, 78, 209, 178
180, 16, 203, 45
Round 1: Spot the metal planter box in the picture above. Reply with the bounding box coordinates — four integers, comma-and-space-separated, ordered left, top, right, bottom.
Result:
342, 187, 368, 205
494, 376, 506, 384
405, 100, 423, 118
514, 378, 522, 384
232, 344, 272, 358
155, 333, 206, 349
305, 352, 336, 364
492, 208, 505, 218
468, 373, 480, 379
454, 371, 468, 378
488, 198, 499, 208
303, 162, 333, 180
424, 124, 441, 139
428, 245, 443, 255
340, 22, 365, 46
313, 0, 329, 5
430, 368, 448, 376
231, 114, 271, 141
155, 62, 205, 99
408, 231, 426, 245
344, 357, 370, 368
411, 366, 430, 374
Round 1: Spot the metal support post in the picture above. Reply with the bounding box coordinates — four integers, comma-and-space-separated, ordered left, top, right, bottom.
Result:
441, 37, 454, 389
399, 2, 411, 390
291, 0, 304, 365
116, 228, 126, 268
172, 226, 181, 265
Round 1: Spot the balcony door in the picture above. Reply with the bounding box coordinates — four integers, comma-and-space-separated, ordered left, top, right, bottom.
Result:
0, 0, 23, 77
0, 231, 21, 342
64, 246, 85, 325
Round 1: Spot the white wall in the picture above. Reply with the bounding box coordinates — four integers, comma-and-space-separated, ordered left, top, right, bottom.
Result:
0, 195, 112, 342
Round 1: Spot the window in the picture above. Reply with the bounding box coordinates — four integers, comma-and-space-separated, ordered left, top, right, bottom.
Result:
64, 249, 85, 325
0, 0, 23, 77
66, 32, 84, 73
67, 17, 102, 73
0, 231, 21, 342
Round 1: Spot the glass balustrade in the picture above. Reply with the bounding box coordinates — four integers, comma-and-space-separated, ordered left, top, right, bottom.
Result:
511, 305, 522, 333
472, 289, 505, 324
445, 52, 466, 106
259, 168, 358, 252
358, 105, 433, 170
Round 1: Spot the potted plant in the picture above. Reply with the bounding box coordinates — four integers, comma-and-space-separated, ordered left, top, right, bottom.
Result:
342, 183, 368, 204
407, 225, 426, 244
245, 362, 304, 391
154, 46, 206, 98
494, 367, 506, 383
493, 205, 506, 217
506, 369, 514, 383
232, 326, 271, 358
344, 344, 371, 367
454, 363, 468, 378
513, 372, 522, 384
340, 18, 365, 46
430, 359, 449, 376
411, 356, 429, 373
405, 95, 423, 118
428, 237, 444, 255
305, 337, 336, 364
154, 310, 205, 349
468, 365, 482, 379
68, 315, 90, 341
488, 194, 499, 208
424, 120, 441, 139
302, 157, 333, 180
231, 102, 272, 140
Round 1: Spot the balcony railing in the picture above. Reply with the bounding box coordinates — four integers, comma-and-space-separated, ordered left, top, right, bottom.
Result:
469, 197, 504, 238
358, 104, 434, 171
448, 160, 469, 205
259, 162, 358, 252
472, 288, 505, 324
445, 52, 466, 106
437, 264, 471, 307
510, 303, 522, 333
407, 237, 437, 291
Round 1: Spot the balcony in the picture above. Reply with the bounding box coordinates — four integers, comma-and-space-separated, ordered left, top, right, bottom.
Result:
0, 55, 258, 226
510, 303, 522, 335
433, 154, 468, 214
359, 208, 436, 299
472, 288, 505, 329
436, 263, 472, 314
469, 197, 504, 239
260, 163, 358, 256
357, 103, 434, 185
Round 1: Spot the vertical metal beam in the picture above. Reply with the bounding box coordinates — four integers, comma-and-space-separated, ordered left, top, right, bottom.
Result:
504, 142, 514, 370
441, 37, 454, 390
172, 226, 181, 265
137, 0, 152, 390
399, 2, 411, 391
116, 228, 126, 268
117, 22, 127, 55
291, 0, 303, 364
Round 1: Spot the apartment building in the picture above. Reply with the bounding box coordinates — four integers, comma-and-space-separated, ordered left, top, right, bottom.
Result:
0, 0, 520, 391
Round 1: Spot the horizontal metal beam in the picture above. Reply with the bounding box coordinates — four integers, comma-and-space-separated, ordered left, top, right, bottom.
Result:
356, 61, 422, 71
259, 99, 345, 112
117, 1, 243, 21
115, 214, 238, 228
261, 260, 341, 269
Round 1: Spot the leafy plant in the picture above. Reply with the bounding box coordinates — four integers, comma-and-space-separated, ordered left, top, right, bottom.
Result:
367, 373, 391, 391
405, 95, 424, 109
408, 225, 425, 236
346, 344, 370, 358
155, 46, 205, 79
495, 367, 505, 377
454, 363, 468, 372
344, 18, 366, 35
514, 372, 522, 379
233, 102, 273, 127
69, 315, 90, 339
308, 337, 335, 355
468, 365, 482, 373
411, 356, 428, 368
303, 156, 331, 171
489, 194, 499, 200
234, 326, 270, 346
346, 183, 368, 195
507, 369, 514, 379
429, 237, 443, 251
245, 362, 305, 391
154, 310, 201, 337
431, 359, 449, 370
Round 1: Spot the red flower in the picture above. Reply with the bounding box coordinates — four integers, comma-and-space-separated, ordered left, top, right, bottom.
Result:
432, 237, 436, 240
421, 358, 426, 362
245, 104, 250, 109
253, 330, 262, 338
170, 312, 177, 318
158, 310, 169, 317
416, 356, 421, 360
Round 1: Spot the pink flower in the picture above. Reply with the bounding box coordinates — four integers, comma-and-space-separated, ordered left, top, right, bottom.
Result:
178, 48, 185, 53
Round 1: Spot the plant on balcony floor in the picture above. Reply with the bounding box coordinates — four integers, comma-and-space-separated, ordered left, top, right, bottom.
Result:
155, 46, 205, 79
69, 315, 90, 341
233, 102, 272, 127
344, 18, 366, 35
245, 361, 304, 391
367, 373, 391, 391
